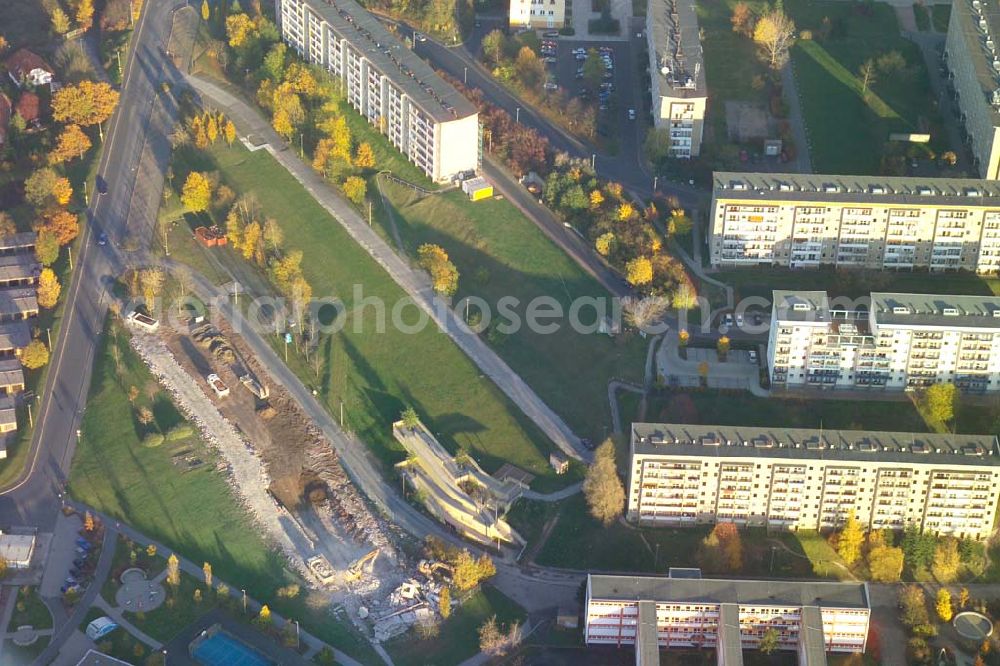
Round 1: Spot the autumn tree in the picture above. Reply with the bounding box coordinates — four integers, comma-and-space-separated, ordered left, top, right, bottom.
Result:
478, 615, 523, 657
77, 0, 95, 29
515, 46, 545, 89
584, 438, 625, 526
622, 295, 670, 332
51, 125, 92, 164
201, 0, 210, 20
759, 627, 780, 655
51, 7, 71, 34
37, 268, 61, 309
698, 522, 743, 573
482, 29, 506, 65
354, 142, 376, 169
932, 537, 961, 583
936, 588, 953, 622
867, 545, 904, 582
922, 382, 957, 426
35, 230, 60, 266
731, 1, 756, 36
52, 81, 119, 130
139, 268, 164, 307
166, 554, 180, 586
241, 221, 264, 265
42, 209, 80, 245
836, 510, 864, 565
181, 172, 213, 212
625, 256, 653, 286
256, 604, 272, 626
717, 335, 730, 358
262, 218, 283, 253
418, 243, 459, 296
899, 585, 930, 628
203, 562, 213, 587
959, 587, 970, 610
0, 213, 14, 240
24, 169, 73, 209
223, 119, 237, 145
20, 340, 49, 370
342, 176, 366, 206
451, 550, 496, 591
84, 511, 95, 531
753, 10, 796, 69
595, 232, 614, 256
439, 586, 451, 619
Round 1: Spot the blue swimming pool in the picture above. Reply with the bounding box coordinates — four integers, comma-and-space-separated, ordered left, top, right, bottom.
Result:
191, 631, 273, 666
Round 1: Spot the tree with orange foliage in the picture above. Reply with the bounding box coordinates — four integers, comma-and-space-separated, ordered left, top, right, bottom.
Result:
50, 125, 92, 164
41, 209, 80, 245
37, 268, 61, 309
24, 169, 73, 209
697, 522, 743, 573
52, 81, 119, 133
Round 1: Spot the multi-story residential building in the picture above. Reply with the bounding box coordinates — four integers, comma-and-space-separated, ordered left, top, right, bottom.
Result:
646, 0, 706, 158
710, 172, 1000, 272
944, 0, 1000, 180
768, 290, 1000, 393
626, 422, 1000, 540
509, 0, 565, 29
585, 572, 870, 664
277, 0, 479, 182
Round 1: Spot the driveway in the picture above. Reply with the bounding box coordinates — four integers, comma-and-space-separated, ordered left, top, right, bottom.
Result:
657, 336, 768, 396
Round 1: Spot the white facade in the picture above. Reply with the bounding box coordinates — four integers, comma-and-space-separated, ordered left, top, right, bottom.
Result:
585, 574, 870, 658
646, 0, 707, 157
627, 423, 1000, 540
278, 0, 479, 182
769, 290, 1000, 393
711, 172, 1000, 272
509, 0, 565, 29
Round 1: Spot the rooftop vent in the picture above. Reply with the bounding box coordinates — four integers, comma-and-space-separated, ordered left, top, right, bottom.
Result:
700, 437, 720, 447
869, 185, 885, 194
793, 302, 812, 312
943, 307, 961, 316
731, 181, 747, 191
916, 186, 933, 196
965, 187, 983, 197
778, 182, 793, 192
912, 442, 929, 454
892, 306, 911, 315
753, 438, 775, 449
823, 183, 840, 193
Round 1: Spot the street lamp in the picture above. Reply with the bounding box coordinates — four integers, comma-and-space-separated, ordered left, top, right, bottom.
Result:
242, 588, 247, 614
516, 107, 521, 124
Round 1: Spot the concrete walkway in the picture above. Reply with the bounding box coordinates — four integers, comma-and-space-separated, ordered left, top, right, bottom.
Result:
92, 595, 164, 650
782, 58, 813, 174
657, 336, 769, 397
184, 73, 589, 463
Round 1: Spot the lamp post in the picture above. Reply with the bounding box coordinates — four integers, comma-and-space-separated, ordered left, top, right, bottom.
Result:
242, 588, 247, 614
516, 107, 521, 124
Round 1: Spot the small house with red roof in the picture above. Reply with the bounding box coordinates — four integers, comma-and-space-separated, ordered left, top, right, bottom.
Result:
5, 49, 54, 88
0, 94, 11, 147
14, 93, 40, 129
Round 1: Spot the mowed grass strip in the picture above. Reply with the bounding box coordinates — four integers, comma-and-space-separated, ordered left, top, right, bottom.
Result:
69, 322, 375, 661
177, 142, 559, 480
379, 181, 647, 443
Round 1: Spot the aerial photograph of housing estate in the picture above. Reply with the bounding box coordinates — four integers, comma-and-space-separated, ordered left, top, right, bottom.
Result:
8, 0, 1000, 662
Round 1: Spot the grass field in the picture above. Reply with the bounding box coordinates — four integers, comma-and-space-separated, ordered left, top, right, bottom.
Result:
68, 320, 375, 662
716, 266, 1000, 302
167, 139, 577, 486
376, 181, 647, 442
8, 587, 52, 631
913, 3, 931, 31
787, 0, 942, 173
931, 3, 951, 31
385, 585, 525, 666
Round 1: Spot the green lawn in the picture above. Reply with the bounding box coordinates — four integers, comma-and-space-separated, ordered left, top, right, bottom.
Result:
376, 181, 647, 444
787, 0, 942, 173
717, 266, 1000, 301
385, 585, 525, 666
68, 320, 376, 663
8, 587, 52, 631
169, 140, 565, 485
127, 571, 220, 643
931, 3, 951, 31
81, 607, 156, 665
913, 3, 931, 31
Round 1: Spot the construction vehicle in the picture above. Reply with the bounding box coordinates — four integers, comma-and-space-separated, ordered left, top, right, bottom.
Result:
239, 374, 270, 399
344, 548, 380, 582
206, 373, 229, 398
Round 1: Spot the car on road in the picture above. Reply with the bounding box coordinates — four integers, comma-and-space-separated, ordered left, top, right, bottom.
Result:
96, 176, 108, 195
544, 30, 560, 37
415, 32, 426, 41
736, 314, 744, 327
723, 313, 733, 328
97, 231, 108, 246
627, 108, 636, 120
544, 56, 557, 64
748, 350, 758, 364
543, 82, 558, 91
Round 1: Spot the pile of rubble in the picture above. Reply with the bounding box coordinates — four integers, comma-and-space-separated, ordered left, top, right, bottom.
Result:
129, 333, 314, 582
367, 560, 454, 642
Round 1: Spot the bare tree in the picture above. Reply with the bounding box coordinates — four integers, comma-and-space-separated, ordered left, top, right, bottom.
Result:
753, 10, 796, 69
622, 295, 671, 332
858, 59, 876, 96
478, 616, 524, 657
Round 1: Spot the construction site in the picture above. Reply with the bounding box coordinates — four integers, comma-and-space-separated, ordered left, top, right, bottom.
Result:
124, 308, 460, 643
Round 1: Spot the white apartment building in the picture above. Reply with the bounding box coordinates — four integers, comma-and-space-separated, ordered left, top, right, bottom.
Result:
710, 172, 1000, 272
944, 0, 1000, 180
277, 0, 479, 182
769, 290, 1000, 393
646, 0, 706, 158
585, 573, 870, 665
509, 0, 565, 29
627, 423, 1000, 540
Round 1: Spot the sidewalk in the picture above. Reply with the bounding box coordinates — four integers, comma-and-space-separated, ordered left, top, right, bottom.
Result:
657, 336, 769, 397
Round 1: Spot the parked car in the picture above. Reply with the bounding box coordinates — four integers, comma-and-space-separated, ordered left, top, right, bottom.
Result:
96, 175, 108, 195
627, 108, 636, 120
723, 314, 734, 327
544, 30, 560, 37
543, 82, 558, 91
97, 231, 108, 246
748, 350, 758, 364
544, 56, 557, 64
736, 314, 744, 327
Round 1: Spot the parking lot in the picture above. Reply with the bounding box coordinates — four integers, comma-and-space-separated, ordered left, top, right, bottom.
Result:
540, 37, 638, 143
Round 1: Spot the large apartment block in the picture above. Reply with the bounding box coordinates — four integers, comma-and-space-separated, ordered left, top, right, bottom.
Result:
627, 423, 1000, 540
769, 290, 1000, 393
585, 573, 870, 665
944, 0, 1000, 179
277, 0, 479, 182
710, 172, 1000, 272
509, 0, 565, 29
646, 0, 706, 158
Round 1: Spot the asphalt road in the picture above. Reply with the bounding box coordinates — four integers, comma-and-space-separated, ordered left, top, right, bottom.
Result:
0, 0, 185, 529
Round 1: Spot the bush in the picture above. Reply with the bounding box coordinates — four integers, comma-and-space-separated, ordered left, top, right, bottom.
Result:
165, 424, 196, 441
142, 432, 165, 448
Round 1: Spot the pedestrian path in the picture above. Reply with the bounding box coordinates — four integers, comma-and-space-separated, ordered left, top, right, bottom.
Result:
92, 595, 164, 650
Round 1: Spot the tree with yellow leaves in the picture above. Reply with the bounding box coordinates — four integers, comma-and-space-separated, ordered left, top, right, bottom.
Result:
37, 268, 61, 309
589, 190, 604, 209
342, 176, 366, 206
241, 221, 264, 265
21, 340, 49, 370
24, 168, 72, 209
625, 256, 653, 286
167, 553, 180, 587
272, 94, 304, 139
51, 7, 71, 34
201, 0, 210, 21
753, 9, 796, 69
354, 142, 376, 169
50, 125, 92, 164
225, 13, 256, 48
139, 268, 164, 308
223, 119, 237, 146
206, 113, 219, 144
617, 203, 635, 221
181, 172, 213, 212
936, 588, 953, 622
203, 562, 213, 587
76, 0, 95, 29
312, 138, 335, 175
595, 232, 614, 256
52, 81, 119, 129
84, 511, 95, 531
418, 244, 459, 296
835, 510, 864, 565
41, 209, 80, 245
256, 604, 272, 626
283, 63, 318, 96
